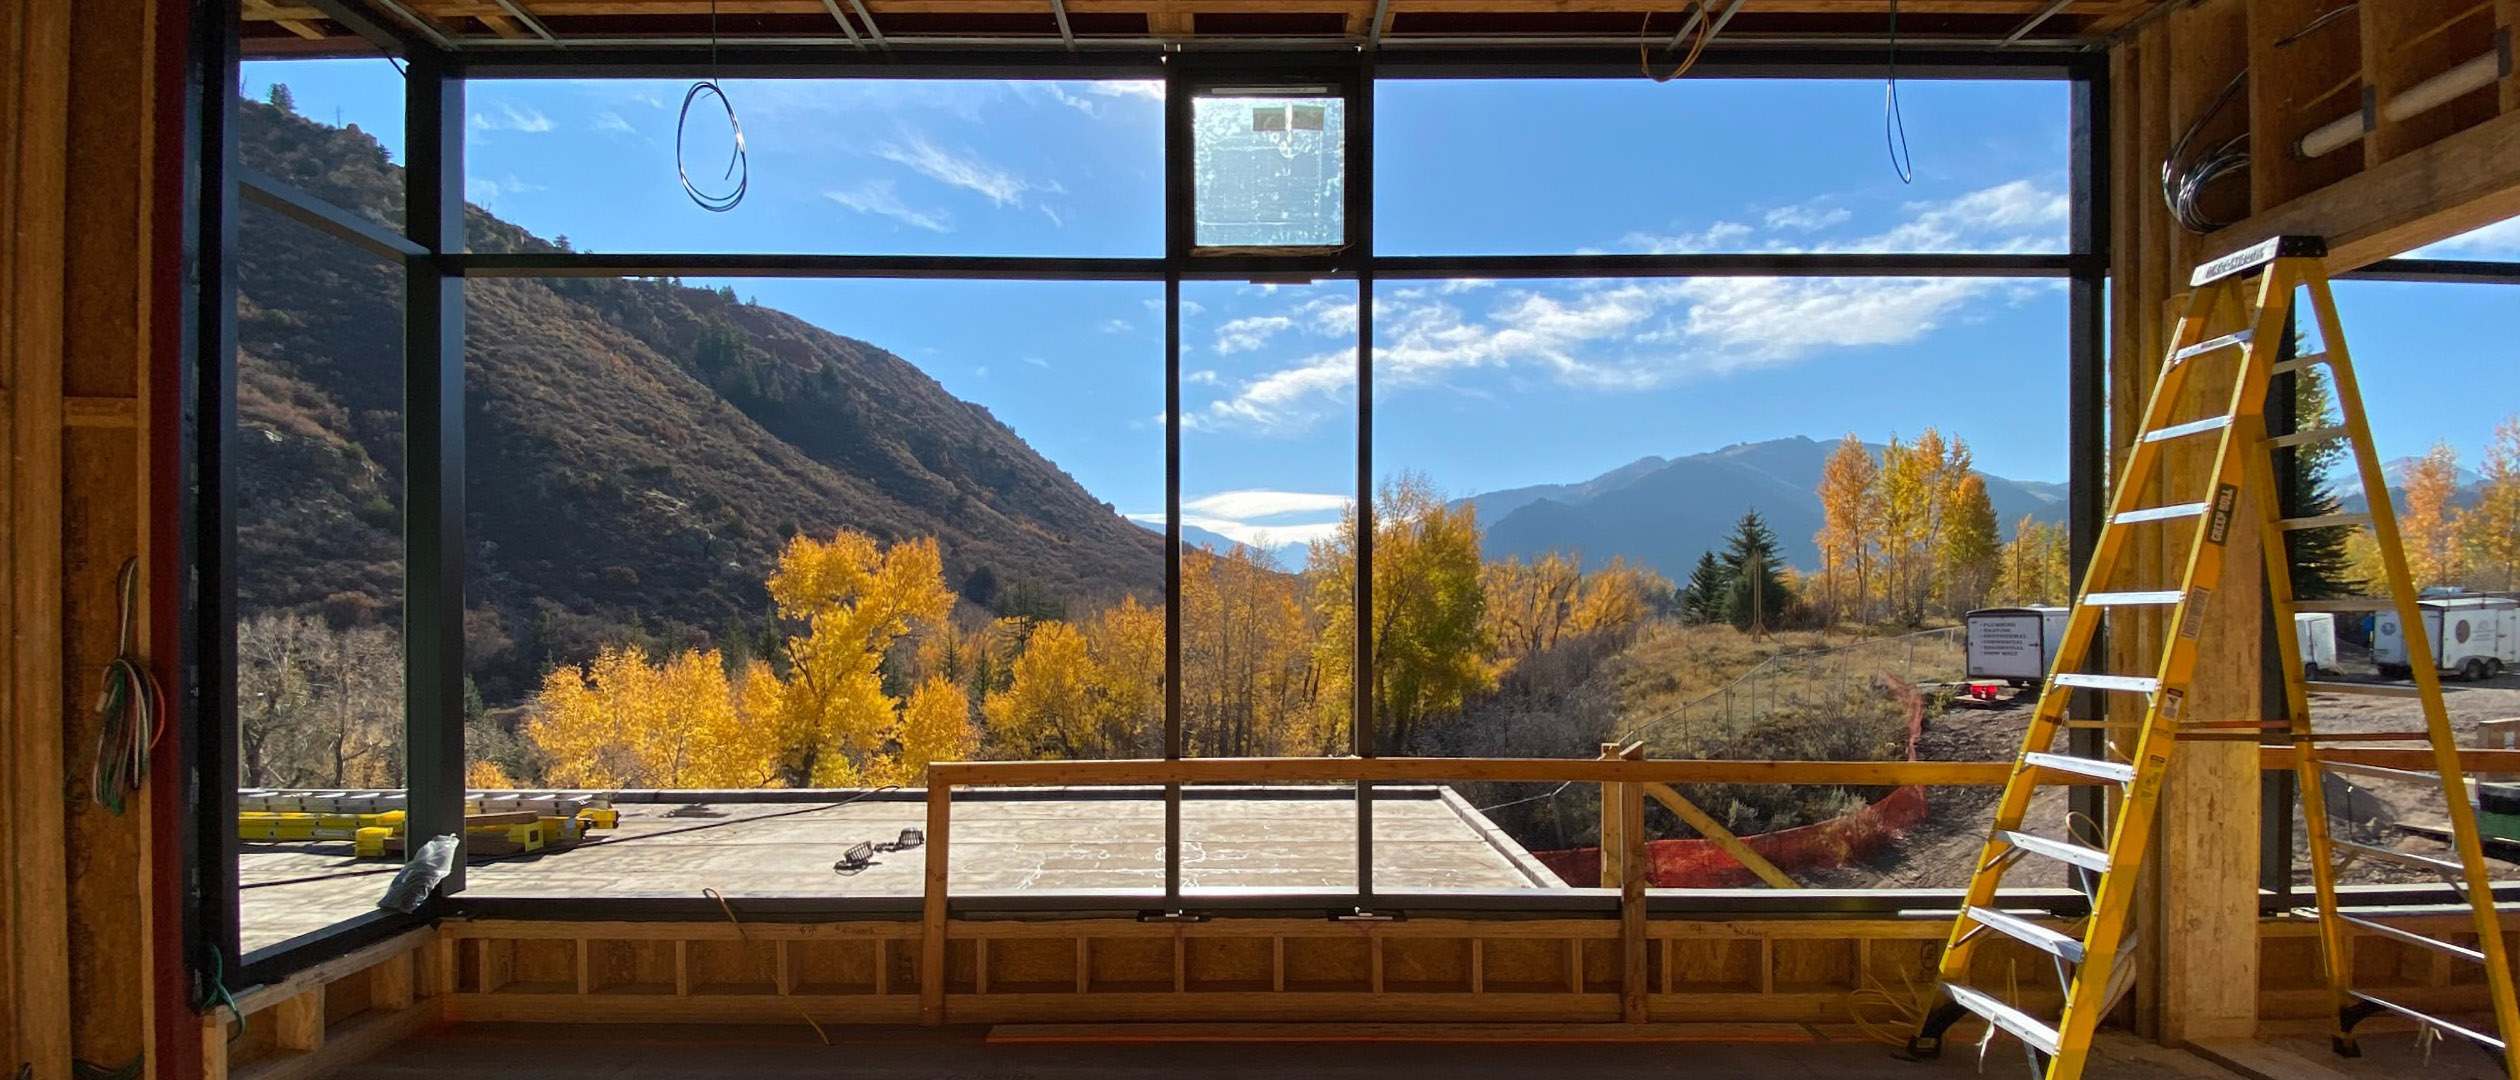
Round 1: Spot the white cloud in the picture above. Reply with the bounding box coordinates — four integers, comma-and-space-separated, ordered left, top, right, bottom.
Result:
594, 111, 637, 135
1764, 203, 1852, 232
1092, 81, 1165, 102
1184, 490, 1353, 520
469, 103, 553, 133
824, 180, 950, 233
465, 175, 543, 205
1099, 318, 1134, 334
1194, 179, 2067, 433
2409, 216, 2520, 259
877, 134, 1030, 207
1185, 369, 1222, 386
1214, 315, 1294, 354
1022, 356, 1051, 369
1128, 488, 1349, 552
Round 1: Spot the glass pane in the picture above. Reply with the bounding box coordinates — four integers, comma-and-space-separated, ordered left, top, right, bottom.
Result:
1194, 95, 1347, 249
1374, 79, 2067, 256
240, 57, 406, 229
1369, 276, 2071, 891
464, 79, 1163, 256
460, 277, 1162, 900
233, 206, 408, 954
1180, 280, 1362, 895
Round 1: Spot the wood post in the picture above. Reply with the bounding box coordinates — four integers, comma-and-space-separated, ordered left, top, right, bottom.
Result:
921, 780, 951, 1026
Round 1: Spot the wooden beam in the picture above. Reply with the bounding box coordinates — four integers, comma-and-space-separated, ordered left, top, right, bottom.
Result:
1642, 783, 1799, 889
926, 757, 2037, 789
921, 781, 950, 1026
271, 987, 326, 1052
1617, 758, 1647, 1024
2201, 104, 2520, 271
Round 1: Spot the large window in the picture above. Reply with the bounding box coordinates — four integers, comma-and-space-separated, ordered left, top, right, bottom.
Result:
206, 31, 2139, 988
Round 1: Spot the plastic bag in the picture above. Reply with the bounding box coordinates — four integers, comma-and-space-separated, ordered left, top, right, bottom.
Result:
378, 834, 459, 913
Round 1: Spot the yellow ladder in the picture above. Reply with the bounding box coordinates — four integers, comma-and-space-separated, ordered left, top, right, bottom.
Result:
1904, 235, 2520, 1079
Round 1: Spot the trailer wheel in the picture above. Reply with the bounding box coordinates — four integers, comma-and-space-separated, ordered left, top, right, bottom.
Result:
2490, 658, 2507, 680
2463, 658, 2490, 682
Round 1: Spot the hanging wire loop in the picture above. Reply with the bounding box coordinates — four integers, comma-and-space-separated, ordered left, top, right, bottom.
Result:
678, 79, 749, 213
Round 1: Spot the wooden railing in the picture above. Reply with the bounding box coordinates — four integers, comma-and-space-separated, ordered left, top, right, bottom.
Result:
914, 747, 2520, 1025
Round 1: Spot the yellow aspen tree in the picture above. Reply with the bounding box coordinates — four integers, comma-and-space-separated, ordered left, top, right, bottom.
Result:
1935, 474, 2001, 614
880, 675, 978, 785
1814, 433, 1879, 626
982, 620, 1098, 758
2464, 416, 2520, 591
467, 759, 520, 789
530, 644, 761, 788
756, 530, 955, 786
1086, 595, 1165, 757
2401, 442, 2468, 589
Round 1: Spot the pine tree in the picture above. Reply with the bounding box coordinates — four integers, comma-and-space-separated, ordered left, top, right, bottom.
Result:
2282, 366, 2363, 599
1719, 509, 1794, 633
265, 82, 295, 113
1680, 550, 1729, 625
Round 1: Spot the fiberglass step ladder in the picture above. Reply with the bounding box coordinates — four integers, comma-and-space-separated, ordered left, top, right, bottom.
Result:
1905, 235, 2520, 1080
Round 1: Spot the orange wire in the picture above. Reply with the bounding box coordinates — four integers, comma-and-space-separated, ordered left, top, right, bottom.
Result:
703, 887, 833, 1045
1640, 2, 1716, 84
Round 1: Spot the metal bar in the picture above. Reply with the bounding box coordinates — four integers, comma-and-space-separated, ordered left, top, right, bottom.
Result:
2002, 0, 2078, 46
1351, 65, 1377, 911
2339, 258, 2520, 285
489, 0, 557, 41
2065, 64, 2109, 890
1663, 1, 1709, 52
846, 0, 890, 48
299, 0, 447, 55
1373, 252, 2083, 279
452, 252, 1171, 281
1048, 0, 1074, 49
2348, 991, 2510, 1051
815, 0, 865, 47
403, 52, 468, 894
1366, 0, 1392, 48
1164, 271, 1182, 911
237, 168, 428, 260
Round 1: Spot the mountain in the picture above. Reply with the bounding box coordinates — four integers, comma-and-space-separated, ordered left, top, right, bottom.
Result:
2337, 455, 2486, 512
1460, 436, 2067, 579
234, 101, 1159, 702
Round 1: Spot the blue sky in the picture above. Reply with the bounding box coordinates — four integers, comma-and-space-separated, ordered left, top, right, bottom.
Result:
246, 61, 2520, 553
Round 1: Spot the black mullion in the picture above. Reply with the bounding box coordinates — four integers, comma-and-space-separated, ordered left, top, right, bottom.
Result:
189, 0, 245, 1002
404, 54, 468, 896
1162, 60, 1191, 912
452, 252, 1171, 281
1350, 64, 1376, 909
1372, 253, 2083, 279
2064, 60, 2108, 875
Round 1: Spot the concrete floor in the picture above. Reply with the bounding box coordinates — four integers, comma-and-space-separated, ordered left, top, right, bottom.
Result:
240, 787, 1555, 952
327, 1024, 2254, 1080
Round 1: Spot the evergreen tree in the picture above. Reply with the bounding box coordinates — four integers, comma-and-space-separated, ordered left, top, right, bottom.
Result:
2283, 366, 2363, 599
1719, 509, 1795, 632
1680, 550, 1729, 625
265, 82, 295, 113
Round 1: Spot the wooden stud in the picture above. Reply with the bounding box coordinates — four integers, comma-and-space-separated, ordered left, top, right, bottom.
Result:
1619, 751, 1649, 1023
921, 781, 951, 1024
199, 1011, 231, 1080
674, 940, 691, 996
272, 986, 326, 1052
1470, 939, 1485, 994
776, 940, 794, 996
1272, 937, 1285, 993
977, 938, 991, 996
575, 938, 591, 996
371, 951, 415, 1011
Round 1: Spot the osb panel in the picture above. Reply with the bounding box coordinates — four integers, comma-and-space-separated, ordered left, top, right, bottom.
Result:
1667, 938, 1760, 991
1381, 937, 1471, 993
1770, 939, 1856, 992
687, 939, 777, 995
1184, 936, 1273, 992
586, 940, 673, 994
790, 940, 880, 994
987, 937, 1079, 993
1479, 937, 1570, 994
1281, 936, 1369, 993
1088, 936, 1175, 993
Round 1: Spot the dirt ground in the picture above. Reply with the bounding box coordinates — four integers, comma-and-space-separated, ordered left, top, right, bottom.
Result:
1796, 652, 2520, 891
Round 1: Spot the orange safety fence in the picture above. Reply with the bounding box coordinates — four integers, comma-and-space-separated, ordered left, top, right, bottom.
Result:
1532, 674, 1935, 888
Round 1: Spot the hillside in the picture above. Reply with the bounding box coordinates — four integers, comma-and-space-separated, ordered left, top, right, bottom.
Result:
1461, 436, 2068, 578
235, 100, 1160, 702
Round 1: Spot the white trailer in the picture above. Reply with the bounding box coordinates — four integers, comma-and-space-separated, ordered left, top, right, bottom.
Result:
1966, 606, 2070, 686
2293, 612, 2337, 676
2374, 596, 2520, 680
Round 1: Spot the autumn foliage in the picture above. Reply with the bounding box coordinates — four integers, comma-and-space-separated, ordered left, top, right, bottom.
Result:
1810, 428, 2036, 626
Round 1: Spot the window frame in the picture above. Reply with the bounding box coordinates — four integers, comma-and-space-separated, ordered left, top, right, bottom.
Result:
191, 14, 2514, 999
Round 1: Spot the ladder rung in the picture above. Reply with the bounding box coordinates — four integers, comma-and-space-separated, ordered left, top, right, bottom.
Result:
2345, 991, 2508, 1052
2266, 425, 2349, 449
2331, 837, 2466, 876
2024, 752, 2136, 785
2287, 598, 2394, 612
2054, 673, 2161, 695
2085, 590, 2185, 607
1943, 982, 2064, 1057
2296, 909, 2490, 965
2116, 502, 2211, 525
2170, 330, 2252, 363
2305, 681, 2421, 698
1999, 830, 2113, 873
1966, 906, 2087, 964
2279, 512, 2371, 531
2269, 351, 2328, 377
2142, 415, 2234, 444
2313, 758, 2440, 783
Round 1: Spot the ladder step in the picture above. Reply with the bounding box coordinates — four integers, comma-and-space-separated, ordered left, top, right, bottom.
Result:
2331, 837, 2467, 876
2345, 991, 2508, 1052
2085, 590, 2185, 607
2266, 425, 2350, 449
1943, 982, 2064, 1057
2142, 415, 2234, 444
2279, 512, 2372, 531
2024, 752, 2136, 784
2305, 681, 2421, 698
2115, 502, 2211, 525
2295, 908, 2490, 964
2313, 758, 2441, 783
1999, 830, 2113, 873
2054, 673, 2161, 695
2269, 351, 2328, 377
2170, 330, 2252, 363
2287, 597, 2395, 612
1966, 906, 2087, 963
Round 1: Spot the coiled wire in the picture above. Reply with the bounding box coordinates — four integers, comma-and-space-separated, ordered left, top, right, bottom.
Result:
2161, 70, 2250, 234
678, 79, 749, 213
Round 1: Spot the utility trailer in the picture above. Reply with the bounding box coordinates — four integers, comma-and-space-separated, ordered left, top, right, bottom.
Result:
2294, 612, 2337, 676
1964, 606, 2070, 691
2374, 595, 2520, 681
